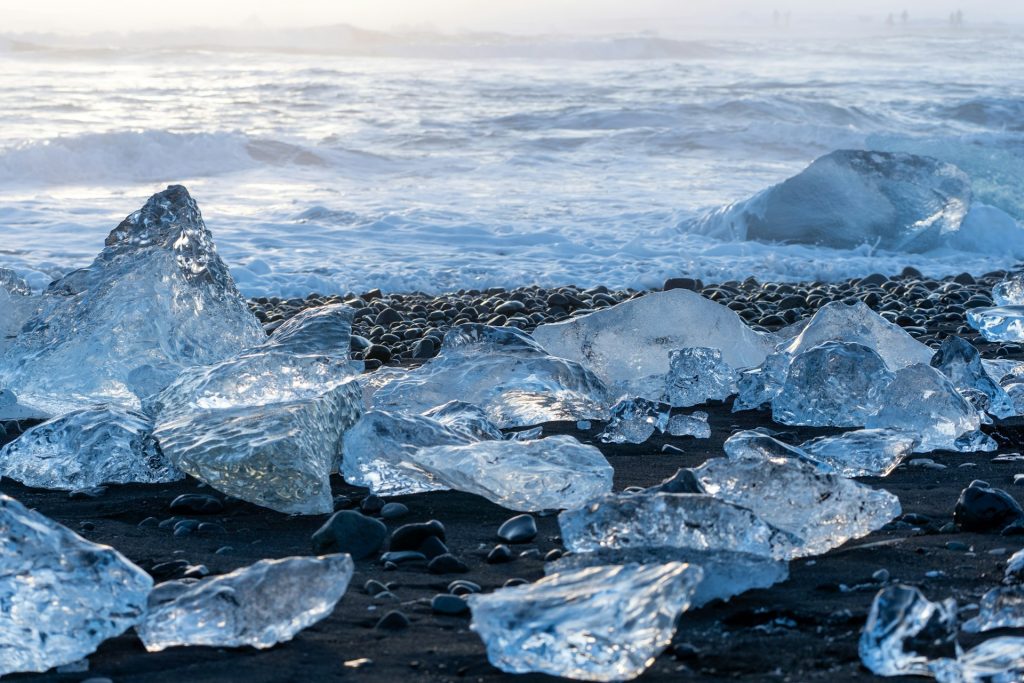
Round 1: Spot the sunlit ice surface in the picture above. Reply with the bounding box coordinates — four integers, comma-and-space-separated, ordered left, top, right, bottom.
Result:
1, 31, 1023, 297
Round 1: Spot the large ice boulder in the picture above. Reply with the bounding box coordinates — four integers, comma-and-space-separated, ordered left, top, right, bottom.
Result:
0, 186, 264, 415
693, 149, 1020, 252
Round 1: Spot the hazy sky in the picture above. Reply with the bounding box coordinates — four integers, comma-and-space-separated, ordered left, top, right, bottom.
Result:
2, 0, 1021, 34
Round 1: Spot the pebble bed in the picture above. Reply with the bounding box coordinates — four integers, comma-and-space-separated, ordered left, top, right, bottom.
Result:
247, 266, 1024, 369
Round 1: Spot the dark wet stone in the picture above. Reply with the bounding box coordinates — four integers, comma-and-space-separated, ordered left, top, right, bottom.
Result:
495, 300, 527, 315
431, 594, 469, 616
380, 550, 427, 564
360, 494, 385, 515
333, 495, 358, 510
954, 480, 1024, 532
375, 610, 410, 631
544, 549, 564, 562
137, 516, 159, 529
427, 554, 469, 574
390, 520, 446, 551
312, 510, 388, 559
364, 579, 390, 596
503, 578, 529, 588
169, 493, 224, 514
448, 580, 481, 595
150, 560, 190, 580
663, 277, 703, 292
653, 468, 704, 494
497, 514, 537, 544
365, 344, 392, 363
375, 308, 403, 326
197, 522, 227, 535
411, 337, 437, 359
418, 535, 450, 560
69, 486, 107, 499
380, 502, 409, 520
486, 544, 513, 564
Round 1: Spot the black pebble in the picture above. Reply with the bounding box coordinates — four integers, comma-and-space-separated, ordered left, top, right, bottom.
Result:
311, 510, 388, 559
418, 535, 450, 559
411, 337, 437, 359
497, 514, 537, 544
380, 502, 409, 519
364, 579, 390, 596
663, 277, 702, 292
428, 554, 469, 574
954, 480, 1024, 532
431, 594, 469, 615
487, 544, 513, 564
169, 493, 224, 514
375, 610, 410, 631
390, 520, 446, 551
361, 495, 385, 515
380, 550, 427, 564
364, 344, 392, 363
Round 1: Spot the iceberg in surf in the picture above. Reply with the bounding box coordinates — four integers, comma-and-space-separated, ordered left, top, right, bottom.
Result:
137, 554, 354, 652
693, 149, 1020, 253
968, 305, 1024, 343
0, 186, 264, 416
0, 494, 152, 676
0, 268, 35, 359
468, 562, 703, 682
533, 289, 773, 398
370, 324, 610, 428
930, 335, 1014, 417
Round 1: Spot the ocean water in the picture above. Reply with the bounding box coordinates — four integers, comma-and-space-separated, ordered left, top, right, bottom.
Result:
1, 29, 1023, 296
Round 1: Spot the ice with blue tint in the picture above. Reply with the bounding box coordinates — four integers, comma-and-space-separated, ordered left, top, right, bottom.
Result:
664, 347, 738, 407
962, 585, 1024, 634
969, 306, 1024, 343
799, 429, 916, 478
0, 493, 153, 676
930, 336, 1014, 417
0, 404, 181, 490
667, 411, 711, 439
772, 341, 893, 427
137, 554, 354, 652
859, 585, 958, 678
0, 268, 36, 358
0, 186, 264, 416
993, 272, 1024, 306
468, 562, 703, 682
597, 397, 670, 444
371, 324, 610, 428
733, 351, 792, 412
533, 289, 774, 399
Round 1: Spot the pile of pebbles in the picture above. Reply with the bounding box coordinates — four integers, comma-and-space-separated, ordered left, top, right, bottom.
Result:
246, 267, 1024, 369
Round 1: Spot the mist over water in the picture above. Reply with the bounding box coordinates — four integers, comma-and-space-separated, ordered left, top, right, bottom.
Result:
1, 24, 1022, 296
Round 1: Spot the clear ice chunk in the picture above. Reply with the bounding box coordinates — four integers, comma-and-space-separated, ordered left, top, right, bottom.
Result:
0, 186, 265, 416
968, 306, 1024, 343
799, 429, 916, 477
546, 548, 788, 609
155, 381, 362, 514
702, 431, 902, 556
0, 404, 182, 490
859, 584, 958, 677
932, 637, 1024, 683
0, 267, 31, 296
422, 400, 504, 440
771, 341, 894, 427
664, 347, 738, 407
778, 300, 934, 371
559, 492, 801, 561
866, 363, 995, 453
340, 409, 490, 496
371, 324, 610, 428
931, 336, 1014, 418
0, 493, 153, 676
532, 289, 774, 396
597, 397, 670, 444
136, 554, 354, 651
0, 270, 37, 359
1005, 548, 1024, 584
962, 585, 1024, 633
468, 562, 703, 682
667, 411, 711, 438
261, 303, 353, 356
693, 150, 975, 253
408, 435, 614, 512
993, 272, 1024, 306
732, 351, 791, 411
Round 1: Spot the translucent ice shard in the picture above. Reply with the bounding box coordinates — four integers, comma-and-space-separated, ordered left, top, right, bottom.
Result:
546, 548, 788, 609
1005, 548, 1024, 584
969, 306, 1024, 343
597, 397, 669, 444
779, 301, 933, 371
532, 289, 773, 396
0, 267, 30, 297
663, 347, 738, 407
667, 411, 711, 438
733, 351, 791, 411
468, 562, 703, 682
0, 186, 264, 415
962, 586, 1024, 633
155, 381, 362, 515
859, 584, 958, 677
0, 493, 152, 676
772, 341, 893, 427
559, 492, 801, 561
993, 272, 1024, 306
799, 429, 916, 477
261, 303, 353, 356
422, 400, 504, 440
0, 404, 182, 490
866, 364, 995, 453
701, 431, 902, 555
340, 409, 490, 496
0, 268, 37, 358
409, 435, 614, 512
371, 324, 610, 428
694, 150, 975, 252
930, 637, 1024, 683
931, 336, 1014, 418
136, 554, 354, 651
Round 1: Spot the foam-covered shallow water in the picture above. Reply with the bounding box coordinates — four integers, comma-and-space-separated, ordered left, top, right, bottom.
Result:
1, 30, 1023, 296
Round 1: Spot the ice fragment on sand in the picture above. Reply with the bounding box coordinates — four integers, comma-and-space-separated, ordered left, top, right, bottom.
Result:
372, 324, 609, 428
0, 493, 152, 676
930, 637, 1024, 683
799, 429, 916, 477
701, 431, 902, 556
597, 397, 669, 444
0, 186, 264, 415
532, 289, 773, 396
694, 150, 975, 252
733, 351, 791, 411
423, 400, 504, 440
468, 562, 703, 682
559, 492, 801, 561
866, 364, 995, 453
1005, 548, 1024, 584
931, 336, 1014, 417
0, 405, 181, 490
962, 585, 1024, 633
859, 584, 958, 677
136, 554, 354, 651
667, 411, 711, 438
409, 435, 614, 512
969, 305, 1024, 343
0, 269, 36, 358
772, 341, 893, 427
993, 272, 1024, 306
664, 347, 737, 407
